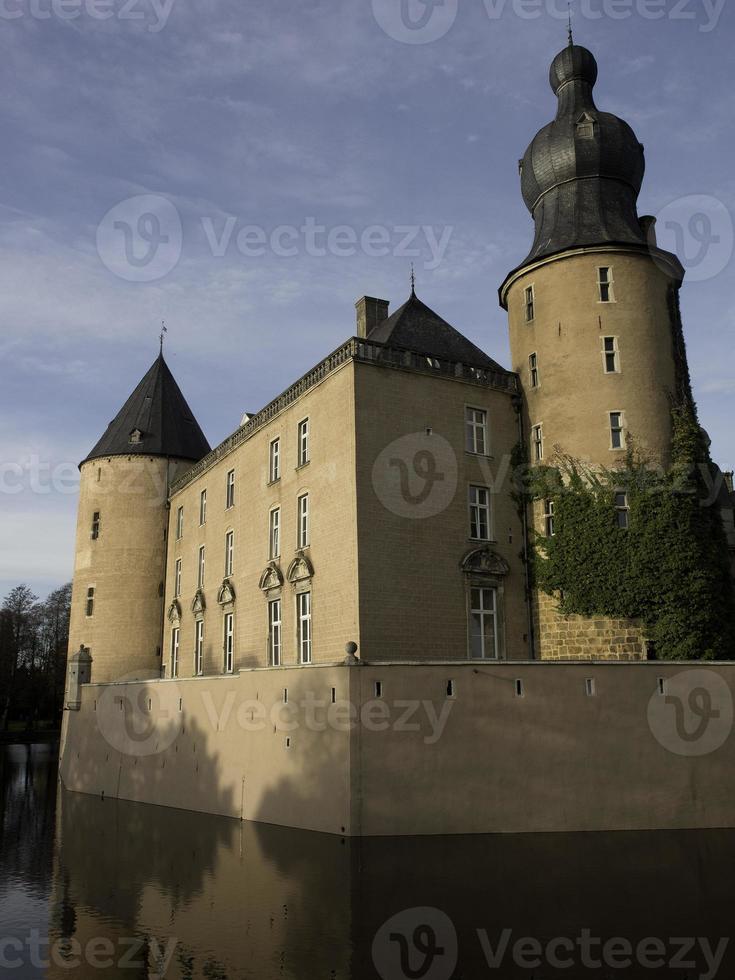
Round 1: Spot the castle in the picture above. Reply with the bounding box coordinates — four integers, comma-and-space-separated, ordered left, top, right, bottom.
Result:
66, 40, 734, 682
59, 41, 735, 837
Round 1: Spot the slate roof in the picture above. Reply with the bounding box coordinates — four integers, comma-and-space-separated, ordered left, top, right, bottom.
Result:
366, 291, 508, 374
83, 353, 211, 466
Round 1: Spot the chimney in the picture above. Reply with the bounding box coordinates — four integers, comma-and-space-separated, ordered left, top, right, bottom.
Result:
355, 296, 389, 338
640, 215, 657, 247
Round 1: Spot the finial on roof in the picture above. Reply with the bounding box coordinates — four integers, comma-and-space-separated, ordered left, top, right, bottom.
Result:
567, 1, 573, 45
410, 263, 416, 296
159, 320, 167, 356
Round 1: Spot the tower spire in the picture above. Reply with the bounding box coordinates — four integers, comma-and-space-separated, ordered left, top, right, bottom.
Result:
567, 1, 573, 45
410, 263, 416, 296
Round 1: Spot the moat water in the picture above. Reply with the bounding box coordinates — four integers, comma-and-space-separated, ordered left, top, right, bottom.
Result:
2, 742, 735, 979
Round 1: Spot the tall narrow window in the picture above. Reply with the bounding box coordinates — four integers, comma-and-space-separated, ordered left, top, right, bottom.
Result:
614, 491, 629, 529
297, 494, 310, 548
524, 285, 535, 322
469, 486, 491, 541
85, 587, 95, 617
269, 438, 280, 483
195, 620, 204, 675
609, 412, 625, 450
297, 591, 312, 664
174, 558, 182, 597
298, 418, 310, 466
602, 336, 620, 373
532, 424, 543, 462
598, 267, 614, 302
268, 599, 281, 667
199, 489, 207, 526
226, 469, 235, 509
175, 506, 184, 540
269, 508, 280, 559
224, 530, 234, 577
465, 407, 488, 455
198, 546, 206, 588
529, 352, 539, 388
224, 613, 234, 673
469, 587, 498, 660
170, 628, 180, 678
90, 511, 100, 540
544, 499, 555, 537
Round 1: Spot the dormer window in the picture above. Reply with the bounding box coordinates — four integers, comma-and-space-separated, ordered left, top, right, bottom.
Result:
129, 429, 143, 444
576, 113, 595, 139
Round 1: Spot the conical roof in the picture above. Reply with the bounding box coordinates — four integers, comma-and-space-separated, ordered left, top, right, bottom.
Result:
83, 353, 210, 466
367, 291, 508, 373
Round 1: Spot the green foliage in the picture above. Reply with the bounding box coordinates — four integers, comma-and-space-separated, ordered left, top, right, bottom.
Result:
528, 404, 735, 660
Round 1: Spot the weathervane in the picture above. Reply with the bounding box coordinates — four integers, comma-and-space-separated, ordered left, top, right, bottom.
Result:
567, 0, 574, 45
410, 263, 416, 296
159, 320, 167, 354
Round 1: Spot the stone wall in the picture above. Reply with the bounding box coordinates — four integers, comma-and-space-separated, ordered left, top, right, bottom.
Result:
60, 659, 735, 836
534, 589, 646, 661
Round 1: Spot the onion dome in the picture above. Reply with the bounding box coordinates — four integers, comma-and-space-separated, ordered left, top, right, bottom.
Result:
518, 42, 647, 267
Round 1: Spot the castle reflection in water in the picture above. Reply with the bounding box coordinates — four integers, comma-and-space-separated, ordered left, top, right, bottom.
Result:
2, 743, 735, 979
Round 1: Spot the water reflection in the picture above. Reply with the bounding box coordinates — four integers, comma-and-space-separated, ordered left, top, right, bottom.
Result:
2, 743, 735, 978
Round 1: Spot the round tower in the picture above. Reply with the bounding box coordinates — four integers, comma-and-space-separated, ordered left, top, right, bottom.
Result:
67, 353, 210, 684
500, 41, 687, 470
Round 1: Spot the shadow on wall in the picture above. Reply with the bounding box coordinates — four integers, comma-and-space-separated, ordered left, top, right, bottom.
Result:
251, 672, 350, 836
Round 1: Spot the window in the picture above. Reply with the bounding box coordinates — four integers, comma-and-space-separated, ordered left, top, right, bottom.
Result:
170, 628, 180, 678
297, 494, 310, 549
269, 438, 280, 483
576, 115, 595, 139
85, 587, 95, 617
598, 267, 614, 302
544, 499, 555, 537
532, 424, 543, 462
199, 489, 207, 526
585, 677, 596, 696
609, 412, 625, 450
524, 285, 535, 322
298, 418, 310, 467
224, 613, 234, 673
297, 591, 312, 664
91, 511, 100, 540
224, 530, 234, 577
469, 485, 491, 541
529, 352, 539, 388
175, 506, 184, 540
269, 508, 280, 559
469, 587, 498, 660
465, 407, 488, 455
602, 336, 620, 373
198, 546, 206, 588
174, 558, 182, 597
268, 599, 281, 667
226, 469, 235, 509
614, 491, 629, 529
195, 620, 204, 675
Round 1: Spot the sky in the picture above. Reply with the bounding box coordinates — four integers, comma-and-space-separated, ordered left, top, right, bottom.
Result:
0, 0, 734, 599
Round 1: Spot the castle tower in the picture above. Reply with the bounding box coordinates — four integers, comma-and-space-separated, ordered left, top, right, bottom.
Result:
499, 41, 690, 660
67, 353, 210, 684
500, 41, 687, 469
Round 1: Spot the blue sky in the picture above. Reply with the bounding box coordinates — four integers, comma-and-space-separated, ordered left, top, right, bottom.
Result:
1, 0, 733, 599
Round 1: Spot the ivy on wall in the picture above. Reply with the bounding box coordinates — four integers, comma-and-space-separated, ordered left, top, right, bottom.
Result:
525, 402, 735, 660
